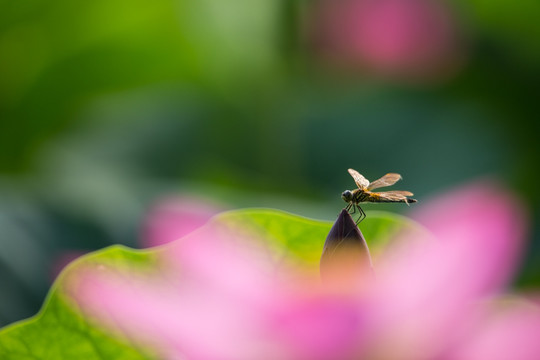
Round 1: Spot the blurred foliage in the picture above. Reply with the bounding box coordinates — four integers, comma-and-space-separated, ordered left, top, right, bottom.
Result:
0, 0, 539, 326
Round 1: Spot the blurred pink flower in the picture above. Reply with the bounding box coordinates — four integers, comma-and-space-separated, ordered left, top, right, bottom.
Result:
312, 0, 462, 79
72, 182, 540, 359
140, 195, 223, 248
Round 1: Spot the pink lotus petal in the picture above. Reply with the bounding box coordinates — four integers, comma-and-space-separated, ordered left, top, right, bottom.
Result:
74, 224, 295, 359
411, 181, 527, 291
271, 296, 366, 360
71, 181, 536, 359
451, 297, 540, 360
140, 195, 223, 248
360, 181, 528, 359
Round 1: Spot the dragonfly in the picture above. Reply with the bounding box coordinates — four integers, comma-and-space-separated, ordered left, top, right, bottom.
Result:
342, 168, 417, 224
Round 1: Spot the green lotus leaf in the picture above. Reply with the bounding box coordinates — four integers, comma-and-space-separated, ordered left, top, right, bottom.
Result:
0, 208, 423, 359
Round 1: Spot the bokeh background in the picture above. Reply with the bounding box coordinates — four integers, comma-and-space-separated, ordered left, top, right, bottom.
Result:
1, 0, 539, 326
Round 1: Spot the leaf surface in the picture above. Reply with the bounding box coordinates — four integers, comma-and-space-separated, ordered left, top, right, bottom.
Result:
0, 208, 423, 359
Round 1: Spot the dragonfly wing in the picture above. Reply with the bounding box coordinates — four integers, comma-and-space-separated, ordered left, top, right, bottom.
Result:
367, 173, 402, 190
372, 190, 414, 201
348, 168, 370, 189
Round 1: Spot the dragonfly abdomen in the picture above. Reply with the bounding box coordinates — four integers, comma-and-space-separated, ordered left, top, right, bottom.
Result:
366, 194, 417, 203
354, 191, 417, 204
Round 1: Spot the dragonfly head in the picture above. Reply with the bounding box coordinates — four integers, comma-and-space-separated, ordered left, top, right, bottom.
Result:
341, 190, 353, 203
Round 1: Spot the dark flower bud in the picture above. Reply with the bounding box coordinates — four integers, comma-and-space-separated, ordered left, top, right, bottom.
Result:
320, 209, 373, 283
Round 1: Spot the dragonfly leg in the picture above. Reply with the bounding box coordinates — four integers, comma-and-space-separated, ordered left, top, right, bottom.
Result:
345, 203, 352, 212
349, 204, 356, 214
360, 206, 366, 222
355, 205, 366, 225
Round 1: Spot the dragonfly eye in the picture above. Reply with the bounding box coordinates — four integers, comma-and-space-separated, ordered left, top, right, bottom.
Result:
341, 190, 353, 202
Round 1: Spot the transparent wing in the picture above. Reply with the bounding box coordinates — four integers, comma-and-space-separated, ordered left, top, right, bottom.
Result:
367, 173, 402, 190
372, 190, 414, 202
348, 168, 369, 189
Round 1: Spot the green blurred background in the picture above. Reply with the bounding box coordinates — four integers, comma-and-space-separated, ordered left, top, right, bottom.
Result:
1, 0, 539, 326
